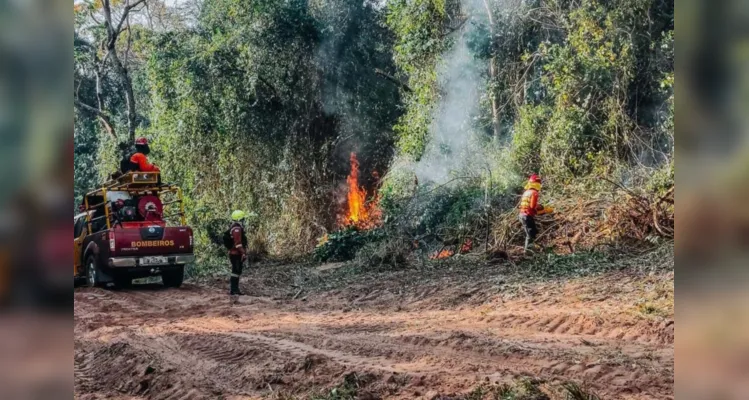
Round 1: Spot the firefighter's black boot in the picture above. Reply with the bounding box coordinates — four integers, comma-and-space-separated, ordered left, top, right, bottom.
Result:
230, 277, 242, 295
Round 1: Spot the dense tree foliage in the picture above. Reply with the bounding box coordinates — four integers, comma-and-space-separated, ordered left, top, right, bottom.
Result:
385, 0, 673, 181
141, 0, 402, 257
74, 0, 674, 262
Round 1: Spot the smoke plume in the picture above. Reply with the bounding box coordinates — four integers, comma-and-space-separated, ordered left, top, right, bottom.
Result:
410, 0, 489, 185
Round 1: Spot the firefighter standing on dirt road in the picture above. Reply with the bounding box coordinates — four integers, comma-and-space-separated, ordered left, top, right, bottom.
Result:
519, 174, 553, 253
228, 210, 249, 295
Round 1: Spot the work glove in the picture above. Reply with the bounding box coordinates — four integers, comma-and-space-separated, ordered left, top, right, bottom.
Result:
538, 205, 555, 215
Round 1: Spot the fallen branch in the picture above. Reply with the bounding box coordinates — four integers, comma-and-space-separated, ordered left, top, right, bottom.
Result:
651, 205, 674, 238
600, 176, 645, 201
656, 186, 675, 205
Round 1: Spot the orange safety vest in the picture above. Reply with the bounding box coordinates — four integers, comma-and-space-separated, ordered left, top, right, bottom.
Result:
519, 182, 543, 216
130, 153, 160, 172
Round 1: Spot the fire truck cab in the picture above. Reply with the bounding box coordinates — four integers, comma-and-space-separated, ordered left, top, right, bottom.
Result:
74, 172, 194, 288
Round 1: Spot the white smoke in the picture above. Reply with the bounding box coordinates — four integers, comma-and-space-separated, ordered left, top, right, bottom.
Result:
410, 0, 488, 185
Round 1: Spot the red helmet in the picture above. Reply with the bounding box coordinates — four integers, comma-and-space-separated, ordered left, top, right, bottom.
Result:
528, 174, 541, 183
135, 137, 149, 146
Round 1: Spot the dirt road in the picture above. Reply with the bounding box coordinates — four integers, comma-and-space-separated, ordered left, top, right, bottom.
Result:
74, 263, 673, 399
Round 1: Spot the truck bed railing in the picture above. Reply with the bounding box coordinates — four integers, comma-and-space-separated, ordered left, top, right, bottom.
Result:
83, 171, 187, 232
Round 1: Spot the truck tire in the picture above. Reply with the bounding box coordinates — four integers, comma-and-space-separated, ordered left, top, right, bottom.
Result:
162, 267, 184, 288
85, 255, 100, 287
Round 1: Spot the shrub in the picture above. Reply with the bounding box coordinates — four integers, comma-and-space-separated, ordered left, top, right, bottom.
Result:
313, 227, 385, 263
511, 105, 550, 176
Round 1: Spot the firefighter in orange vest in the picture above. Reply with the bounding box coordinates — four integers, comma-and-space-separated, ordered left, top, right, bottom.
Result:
519, 174, 551, 253
128, 137, 160, 172
119, 137, 160, 175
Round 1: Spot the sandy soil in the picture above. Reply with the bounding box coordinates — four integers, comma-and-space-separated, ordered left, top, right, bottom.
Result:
74, 262, 673, 399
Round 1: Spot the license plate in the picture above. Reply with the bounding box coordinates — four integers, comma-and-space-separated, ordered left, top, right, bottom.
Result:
141, 256, 168, 266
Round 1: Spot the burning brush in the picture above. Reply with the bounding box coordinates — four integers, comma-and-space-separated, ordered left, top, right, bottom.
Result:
429, 238, 474, 260
315, 153, 382, 255
338, 153, 382, 230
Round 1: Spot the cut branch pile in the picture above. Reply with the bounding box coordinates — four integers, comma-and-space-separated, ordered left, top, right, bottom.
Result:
491, 185, 674, 257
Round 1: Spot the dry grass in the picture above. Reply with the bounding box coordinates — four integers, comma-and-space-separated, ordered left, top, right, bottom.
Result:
490, 185, 674, 258
561, 382, 602, 400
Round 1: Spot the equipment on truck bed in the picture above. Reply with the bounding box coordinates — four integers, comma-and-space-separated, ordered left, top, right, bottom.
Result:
74, 171, 194, 288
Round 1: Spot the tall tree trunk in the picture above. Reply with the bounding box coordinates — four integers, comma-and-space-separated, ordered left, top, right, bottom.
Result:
482, 0, 501, 140
102, 0, 145, 143
488, 56, 500, 140
109, 49, 137, 142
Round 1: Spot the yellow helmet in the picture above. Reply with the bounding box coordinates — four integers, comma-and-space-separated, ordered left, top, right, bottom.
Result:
231, 210, 247, 221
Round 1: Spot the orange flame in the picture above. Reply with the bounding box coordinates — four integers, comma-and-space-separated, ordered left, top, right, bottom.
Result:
431, 249, 454, 259
347, 153, 367, 224
340, 153, 381, 229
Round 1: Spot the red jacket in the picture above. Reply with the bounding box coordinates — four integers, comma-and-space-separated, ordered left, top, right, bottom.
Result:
228, 222, 246, 256
130, 153, 160, 172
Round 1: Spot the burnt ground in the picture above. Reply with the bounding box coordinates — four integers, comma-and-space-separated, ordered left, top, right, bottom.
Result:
74, 255, 673, 399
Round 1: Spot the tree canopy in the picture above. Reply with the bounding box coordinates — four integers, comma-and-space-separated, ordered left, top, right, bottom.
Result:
74, 0, 674, 263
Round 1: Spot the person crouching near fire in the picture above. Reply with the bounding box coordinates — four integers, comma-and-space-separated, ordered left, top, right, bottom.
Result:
518, 174, 553, 253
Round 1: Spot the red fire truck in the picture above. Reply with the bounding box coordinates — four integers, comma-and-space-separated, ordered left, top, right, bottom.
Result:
74, 172, 194, 288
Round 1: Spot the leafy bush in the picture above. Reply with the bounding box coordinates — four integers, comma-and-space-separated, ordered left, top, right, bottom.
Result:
374, 176, 524, 262
389, 184, 486, 241
309, 372, 377, 400
540, 104, 598, 179
511, 105, 550, 177
646, 161, 675, 196
386, 0, 449, 160
313, 227, 385, 263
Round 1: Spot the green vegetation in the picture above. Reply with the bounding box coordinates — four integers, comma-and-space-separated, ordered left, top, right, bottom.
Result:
309, 372, 362, 400
446, 379, 603, 400
74, 0, 673, 272
314, 226, 384, 262
268, 375, 603, 400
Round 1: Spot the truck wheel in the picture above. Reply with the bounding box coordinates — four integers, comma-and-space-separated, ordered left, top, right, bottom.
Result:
162, 267, 184, 288
85, 255, 99, 287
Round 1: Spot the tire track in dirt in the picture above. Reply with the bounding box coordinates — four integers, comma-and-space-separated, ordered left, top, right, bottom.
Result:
73, 346, 96, 392
479, 311, 674, 345
247, 326, 671, 398
181, 328, 442, 376
269, 306, 672, 348
161, 308, 671, 398
74, 270, 673, 399
74, 336, 215, 400
177, 333, 260, 364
